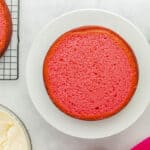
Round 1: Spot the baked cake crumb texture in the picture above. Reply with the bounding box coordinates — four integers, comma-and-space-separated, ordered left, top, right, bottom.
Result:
43, 26, 138, 120
0, 0, 12, 56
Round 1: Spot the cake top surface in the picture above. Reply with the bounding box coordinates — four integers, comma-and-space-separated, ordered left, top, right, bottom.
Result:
43, 26, 138, 120
0, 0, 12, 56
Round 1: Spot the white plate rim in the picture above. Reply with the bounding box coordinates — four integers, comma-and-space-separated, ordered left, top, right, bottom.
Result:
26, 9, 150, 139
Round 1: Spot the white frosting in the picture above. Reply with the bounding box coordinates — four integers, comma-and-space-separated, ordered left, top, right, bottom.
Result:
0, 110, 30, 150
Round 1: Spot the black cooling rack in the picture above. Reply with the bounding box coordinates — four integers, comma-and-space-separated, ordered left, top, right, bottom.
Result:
0, 0, 19, 80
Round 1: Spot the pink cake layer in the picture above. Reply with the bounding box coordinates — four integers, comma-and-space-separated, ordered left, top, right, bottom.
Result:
43, 26, 138, 120
0, 0, 12, 56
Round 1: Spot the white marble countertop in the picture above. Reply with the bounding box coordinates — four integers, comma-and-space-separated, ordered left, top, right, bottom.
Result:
1, 0, 150, 149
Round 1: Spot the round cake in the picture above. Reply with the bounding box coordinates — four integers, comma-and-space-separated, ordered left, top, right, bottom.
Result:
0, 0, 12, 56
43, 26, 138, 120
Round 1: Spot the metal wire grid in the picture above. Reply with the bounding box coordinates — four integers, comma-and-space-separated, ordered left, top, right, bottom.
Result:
0, 0, 19, 80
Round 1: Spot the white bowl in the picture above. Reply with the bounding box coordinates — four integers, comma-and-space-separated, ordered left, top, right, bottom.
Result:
26, 9, 150, 139
0, 105, 32, 149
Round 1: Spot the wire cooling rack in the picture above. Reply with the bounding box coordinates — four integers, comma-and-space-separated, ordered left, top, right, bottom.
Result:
0, 0, 19, 80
